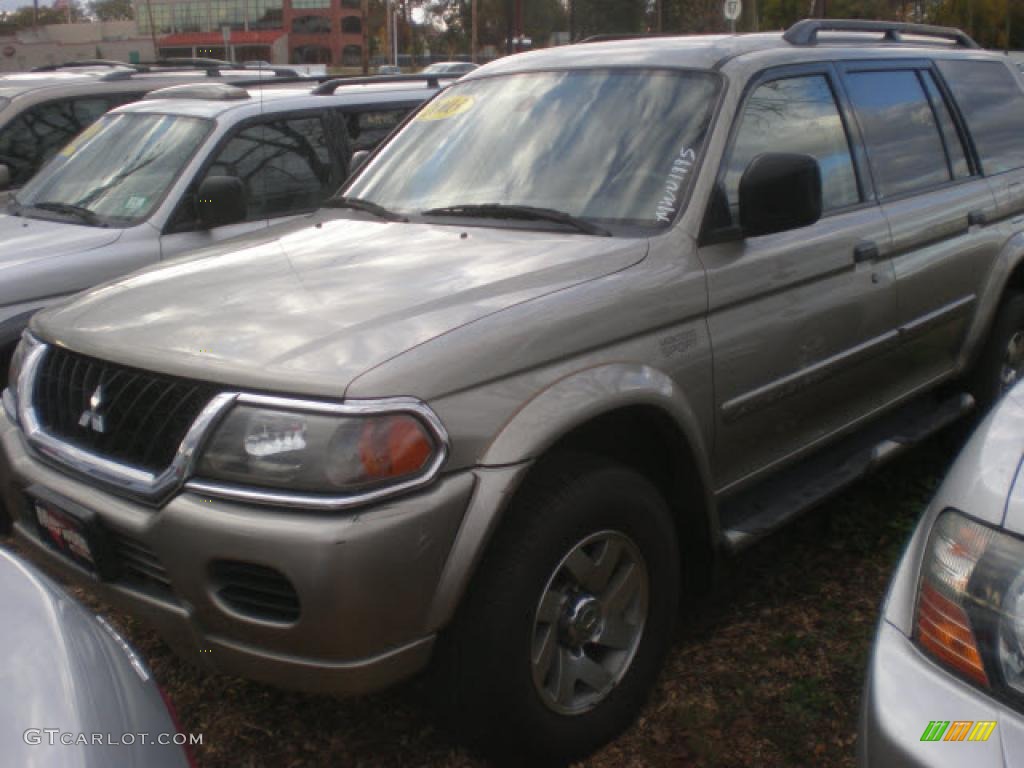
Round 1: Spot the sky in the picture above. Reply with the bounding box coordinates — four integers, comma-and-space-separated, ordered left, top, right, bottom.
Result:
1, 0, 37, 12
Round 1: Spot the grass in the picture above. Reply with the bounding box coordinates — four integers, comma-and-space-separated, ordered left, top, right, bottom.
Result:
3, 431, 962, 767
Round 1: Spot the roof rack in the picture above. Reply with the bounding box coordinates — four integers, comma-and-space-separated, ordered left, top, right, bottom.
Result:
32, 59, 141, 72
144, 82, 250, 101
33, 57, 306, 81
783, 19, 979, 49
149, 57, 234, 68
576, 33, 676, 44
312, 73, 443, 95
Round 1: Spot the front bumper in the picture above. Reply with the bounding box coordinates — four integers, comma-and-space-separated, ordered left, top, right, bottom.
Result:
858, 620, 1024, 767
0, 401, 482, 694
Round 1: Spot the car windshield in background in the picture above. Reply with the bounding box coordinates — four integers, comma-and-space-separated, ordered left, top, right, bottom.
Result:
346, 69, 721, 233
14, 113, 212, 227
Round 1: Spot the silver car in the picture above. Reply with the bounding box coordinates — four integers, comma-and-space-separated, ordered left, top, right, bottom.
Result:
0, 546, 192, 767
2, 18, 1024, 762
0, 60, 307, 201
0, 76, 443, 382
859, 378, 1024, 765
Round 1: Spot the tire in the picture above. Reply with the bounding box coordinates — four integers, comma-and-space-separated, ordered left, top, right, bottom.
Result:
434, 454, 680, 764
969, 292, 1024, 413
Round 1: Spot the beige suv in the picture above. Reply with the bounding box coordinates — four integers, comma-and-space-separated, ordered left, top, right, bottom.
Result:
2, 19, 1024, 762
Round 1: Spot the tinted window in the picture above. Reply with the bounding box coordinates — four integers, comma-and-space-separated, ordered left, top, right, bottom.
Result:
340, 107, 411, 151
920, 71, 971, 180
204, 115, 333, 220
718, 75, 859, 228
846, 70, 950, 198
937, 59, 1024, 175
0, 97, 111, 185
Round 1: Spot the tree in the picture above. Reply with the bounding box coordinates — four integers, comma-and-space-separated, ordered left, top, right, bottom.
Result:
572, 0, 645, 37
425, 0, 565, 53
88, 0, 134, 21
0, 3, 83, 28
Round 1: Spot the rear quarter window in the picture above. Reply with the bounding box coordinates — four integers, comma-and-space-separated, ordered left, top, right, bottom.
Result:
937, 59, 1024, 176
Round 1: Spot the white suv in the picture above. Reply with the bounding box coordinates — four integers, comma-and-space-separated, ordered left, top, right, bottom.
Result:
0, 76, 444, 373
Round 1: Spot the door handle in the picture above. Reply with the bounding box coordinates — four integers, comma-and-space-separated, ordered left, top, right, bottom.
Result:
968, 210, 988, 228
854, 241, 880, 263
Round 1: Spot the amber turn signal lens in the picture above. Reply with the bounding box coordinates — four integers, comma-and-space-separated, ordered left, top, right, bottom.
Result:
359, 414, 435, 480
916, 581, 989, 686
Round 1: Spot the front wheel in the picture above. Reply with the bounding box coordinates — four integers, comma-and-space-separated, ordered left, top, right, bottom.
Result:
435, 455, 680, 763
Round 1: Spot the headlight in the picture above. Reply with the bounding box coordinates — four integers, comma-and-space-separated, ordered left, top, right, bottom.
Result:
915, 509, 1024, 696
195, 402, 443, 497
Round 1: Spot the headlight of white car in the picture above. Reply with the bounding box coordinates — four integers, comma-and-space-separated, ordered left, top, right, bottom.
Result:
194, 401, 445, 499
916, 508, 1024, 696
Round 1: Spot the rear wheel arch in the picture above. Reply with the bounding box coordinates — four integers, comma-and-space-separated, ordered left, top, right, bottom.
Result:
961, 233, 1024, 374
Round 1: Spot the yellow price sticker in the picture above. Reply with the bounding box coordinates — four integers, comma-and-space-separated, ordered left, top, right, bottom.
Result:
59, 121, 102, 158
418, 95, 475, 122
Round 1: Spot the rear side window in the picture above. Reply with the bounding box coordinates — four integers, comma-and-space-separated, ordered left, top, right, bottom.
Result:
937, 59, 1024, 175
204, 114, 333, 220
716, 74, 860, 229
919, 71, 971, 180
845, 70, 951, 199
0, 97, 111, 185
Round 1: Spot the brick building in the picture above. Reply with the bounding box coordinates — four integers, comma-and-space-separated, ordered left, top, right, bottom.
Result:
134, 0, 364, 65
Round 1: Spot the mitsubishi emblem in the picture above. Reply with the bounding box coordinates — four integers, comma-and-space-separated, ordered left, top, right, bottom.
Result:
79, 384, 106, 434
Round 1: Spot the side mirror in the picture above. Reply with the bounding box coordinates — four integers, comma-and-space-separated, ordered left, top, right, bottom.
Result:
0, 164, 10, 190
349, 150, 369, 175
739, 153, 822, 238
196, 175, 246, 229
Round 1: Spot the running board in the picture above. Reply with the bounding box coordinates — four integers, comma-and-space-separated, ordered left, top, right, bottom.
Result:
719, 392, 974, 553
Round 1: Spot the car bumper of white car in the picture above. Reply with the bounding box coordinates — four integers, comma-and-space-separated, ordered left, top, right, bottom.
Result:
858, 619, 1024, 767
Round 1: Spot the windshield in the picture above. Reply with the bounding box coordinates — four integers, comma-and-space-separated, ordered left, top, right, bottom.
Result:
346, 69, 720, 232
15, 112, 212, 227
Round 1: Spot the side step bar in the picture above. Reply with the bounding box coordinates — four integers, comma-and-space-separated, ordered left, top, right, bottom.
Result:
719, 392, 974, 553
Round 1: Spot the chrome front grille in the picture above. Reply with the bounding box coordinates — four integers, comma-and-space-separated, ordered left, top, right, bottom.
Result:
32, 346, 220, 475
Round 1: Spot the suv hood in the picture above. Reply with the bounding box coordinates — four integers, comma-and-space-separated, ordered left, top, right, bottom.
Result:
33, 212, 647, 396
0, 213, 123, 304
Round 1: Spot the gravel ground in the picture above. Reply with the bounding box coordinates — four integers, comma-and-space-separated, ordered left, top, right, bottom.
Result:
4, 432, 960, 768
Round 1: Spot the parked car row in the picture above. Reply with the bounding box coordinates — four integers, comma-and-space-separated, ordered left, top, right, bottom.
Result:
0, 59, 318, 204
0, 73, 447, 385
1, 18, 1024, 766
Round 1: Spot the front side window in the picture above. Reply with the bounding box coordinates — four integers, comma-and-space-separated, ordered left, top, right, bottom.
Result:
14, 112, 212, 226
0, 97, 112, 186
346, 69, 721, 232
203, 114, 333, 220
715, 74, 860, 231
845, 70, 951, 199
937, 59, 1024, 176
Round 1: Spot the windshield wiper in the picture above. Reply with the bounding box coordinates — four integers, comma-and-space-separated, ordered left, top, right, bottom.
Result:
30, 201, 105, 227
73, 155, 157, 208
421, 203, 611, 237
324, 196, 408, 222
